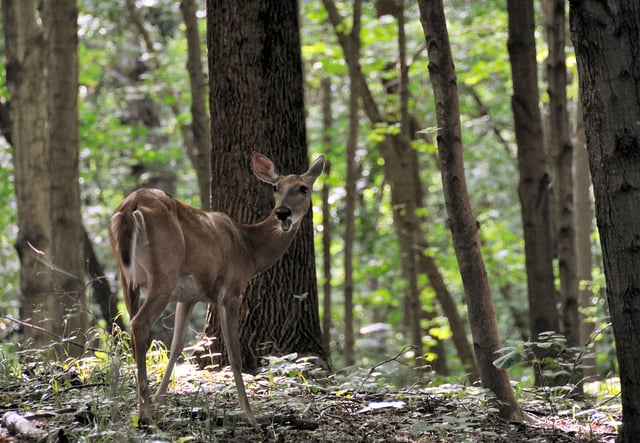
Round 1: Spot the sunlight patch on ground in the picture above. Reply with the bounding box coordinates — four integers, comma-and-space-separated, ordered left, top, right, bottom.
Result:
531, 413, 618, 442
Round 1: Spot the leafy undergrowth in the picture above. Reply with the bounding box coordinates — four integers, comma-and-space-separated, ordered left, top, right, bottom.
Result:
0, 342, 620, 442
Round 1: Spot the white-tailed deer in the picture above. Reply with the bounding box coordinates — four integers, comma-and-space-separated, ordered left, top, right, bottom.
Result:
108, 152, 324, 427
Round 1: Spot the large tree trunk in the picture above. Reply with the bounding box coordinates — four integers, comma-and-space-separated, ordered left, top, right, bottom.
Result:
44, 0, 88, 356
199, 0, 328, 373
506, 0, 560, 384
417, 0, 522, 420
570, 2, 640, 440
2, 0, 53, 348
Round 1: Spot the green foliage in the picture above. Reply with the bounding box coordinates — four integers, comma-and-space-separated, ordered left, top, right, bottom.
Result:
0, 145, 19, 321
0, 0, 614, 408
0, 343, 620, 441
495, 330, 601, 397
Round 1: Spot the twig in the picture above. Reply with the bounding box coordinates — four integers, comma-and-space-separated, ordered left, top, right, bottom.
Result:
355, 346, 412, 394
259, 414, 319, 430
125, 0, 155, 53
27, 241, 83, 281
1, 411, 47, 439
60, 382, 108, 393
0, 315, 105, 354
571, 323, 613, 387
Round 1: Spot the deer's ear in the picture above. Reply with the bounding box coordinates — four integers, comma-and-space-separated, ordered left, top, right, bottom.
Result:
252, 152, 281, 184
303, 155, 325, 183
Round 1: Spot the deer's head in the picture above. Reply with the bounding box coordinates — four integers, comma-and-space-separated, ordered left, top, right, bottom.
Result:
252, 152, 325, 232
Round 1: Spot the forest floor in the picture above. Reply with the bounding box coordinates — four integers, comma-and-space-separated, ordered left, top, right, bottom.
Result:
0, 346, 620, 442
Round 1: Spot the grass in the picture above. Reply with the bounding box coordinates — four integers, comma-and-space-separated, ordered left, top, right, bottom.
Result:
0, 328, 622, 442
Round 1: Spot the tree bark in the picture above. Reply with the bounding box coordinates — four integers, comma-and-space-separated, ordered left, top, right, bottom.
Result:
506, 0, 560, 384
417, 0, 522, 420
570, 2, 640, 440
2, 0, 53, 348
200, 0, 328, 373
44, 0, 88, 356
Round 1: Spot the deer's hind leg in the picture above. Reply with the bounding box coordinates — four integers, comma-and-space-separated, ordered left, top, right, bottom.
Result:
130, 276, 178, 425
128, 210, 185, 425
155, 301, 196, 401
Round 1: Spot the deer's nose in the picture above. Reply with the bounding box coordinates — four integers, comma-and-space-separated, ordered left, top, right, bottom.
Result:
275, 207, 292, 220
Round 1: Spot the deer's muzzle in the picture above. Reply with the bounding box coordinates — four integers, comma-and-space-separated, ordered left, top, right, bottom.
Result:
275, 206, 293, 231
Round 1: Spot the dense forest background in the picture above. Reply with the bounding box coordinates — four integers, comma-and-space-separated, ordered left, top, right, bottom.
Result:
0, 0, 631, 441
1, 0, 612, 377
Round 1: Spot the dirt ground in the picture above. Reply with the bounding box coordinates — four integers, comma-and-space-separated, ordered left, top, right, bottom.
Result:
0, 352, 620, 442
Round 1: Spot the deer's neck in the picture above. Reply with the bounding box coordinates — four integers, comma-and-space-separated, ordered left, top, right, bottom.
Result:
241, 212, 300, 275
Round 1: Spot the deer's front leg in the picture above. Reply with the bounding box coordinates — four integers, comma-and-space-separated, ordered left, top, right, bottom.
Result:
218, 291, 258, 428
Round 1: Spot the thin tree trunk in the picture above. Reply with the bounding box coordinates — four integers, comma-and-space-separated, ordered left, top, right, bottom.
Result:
507, 0, 560, 385
3, 0, 53, 348
507, 0, 558, 339
342, 0, 360, 368
322, 0, 477, 379
543, 0, 580, 352
321, 78, 333, 358
381, 139, 424, 369
396, 0, 424, 372
324, 0, 425, 372
411, 155, 448, 375
180, 0, 211, 209
417, 0, 523, 420
573, 97, 596, 379
417, 250, 478, 379
411, 157, 452, 376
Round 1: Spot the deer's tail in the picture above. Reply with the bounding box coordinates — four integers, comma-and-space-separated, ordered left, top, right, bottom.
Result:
109, 206, 147, 316
109, 205, 147, 268
109, 210, 135, 268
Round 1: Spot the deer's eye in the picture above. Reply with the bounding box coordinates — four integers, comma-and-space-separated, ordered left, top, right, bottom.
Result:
300, 185, 308, 194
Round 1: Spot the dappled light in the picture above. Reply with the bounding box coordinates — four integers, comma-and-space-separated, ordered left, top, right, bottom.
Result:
0, 0, 636, 440
0, 342, 620, 441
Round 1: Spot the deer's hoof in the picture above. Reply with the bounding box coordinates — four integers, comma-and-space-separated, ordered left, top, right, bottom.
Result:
137, 408, 153, 427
